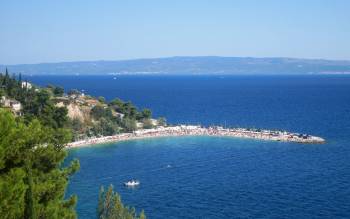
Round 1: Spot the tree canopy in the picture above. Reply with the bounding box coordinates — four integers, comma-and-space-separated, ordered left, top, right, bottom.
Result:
0, 109, 79, 219
0, 70, 159, 218
97, 185, 146, 219
0, 71, 70, 130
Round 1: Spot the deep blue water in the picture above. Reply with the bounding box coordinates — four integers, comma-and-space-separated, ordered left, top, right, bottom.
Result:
29, 75, 350, 218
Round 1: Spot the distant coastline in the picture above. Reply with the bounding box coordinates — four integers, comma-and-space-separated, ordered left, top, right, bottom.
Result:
66, 125, 325, 148
2, 56, 350, 75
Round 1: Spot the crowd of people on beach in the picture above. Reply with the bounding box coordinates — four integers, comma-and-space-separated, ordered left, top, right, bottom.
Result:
66, 125, 325, 148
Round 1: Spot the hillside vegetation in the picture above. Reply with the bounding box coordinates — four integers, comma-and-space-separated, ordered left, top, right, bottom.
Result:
0, 69, 149, 218
0, 68, 166, 141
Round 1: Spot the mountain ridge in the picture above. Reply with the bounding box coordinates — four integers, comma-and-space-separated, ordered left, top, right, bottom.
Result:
2, 56, 350, 75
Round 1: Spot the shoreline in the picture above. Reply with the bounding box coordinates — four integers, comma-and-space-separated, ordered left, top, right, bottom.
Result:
66, 125, 325, 148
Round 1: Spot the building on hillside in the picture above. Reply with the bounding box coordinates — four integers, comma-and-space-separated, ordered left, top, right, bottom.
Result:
21, 81, 32, 89
0, 96, 22, 116
150, 119, 158, 126
136, 122, 143, 129
11, 100, 22, 113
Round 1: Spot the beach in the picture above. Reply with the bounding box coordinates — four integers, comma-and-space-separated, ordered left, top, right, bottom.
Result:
66, 125, 325, 148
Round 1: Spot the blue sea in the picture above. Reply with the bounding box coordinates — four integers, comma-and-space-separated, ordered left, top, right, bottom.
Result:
29, 75, 350, 219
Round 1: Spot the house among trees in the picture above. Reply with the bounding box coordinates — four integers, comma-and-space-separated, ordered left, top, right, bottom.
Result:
21, 81, 32, 89
0, 96, 22, 116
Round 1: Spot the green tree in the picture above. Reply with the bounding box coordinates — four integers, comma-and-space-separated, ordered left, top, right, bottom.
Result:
157, 117, 166, 126
140, 109, 152, 120
53, 106, 69, 128
70, 118, 85, 139
109, 98, 124, 110
123, 102, 138, 119
98, 96, 106, 103
68, 89, 81, 96
53, 86, 64, 97
97, 185, 146, 219
18, 73, 22, 84
142, 119, 154, 129
91, 105, 113, 120
33, 89, 51, 115
139, 210, 146, 219
0, 88, 4, 98
122, 118, 137, 132
0, 109, 79, 219
92, 118, 117, 136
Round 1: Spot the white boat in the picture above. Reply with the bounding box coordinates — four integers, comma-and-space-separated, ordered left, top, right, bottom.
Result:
124, 180, 140, 187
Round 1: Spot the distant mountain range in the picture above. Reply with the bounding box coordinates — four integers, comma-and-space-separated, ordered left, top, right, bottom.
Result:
2, 56, 350, 75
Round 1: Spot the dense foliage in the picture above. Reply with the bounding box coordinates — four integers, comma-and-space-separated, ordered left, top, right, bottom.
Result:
0, 109, 79, 218
98, 185, 146, 219
0, 69, 153, 218
1, 69, 159, 140
78, 97, 156, 138
0, 69, 70, 130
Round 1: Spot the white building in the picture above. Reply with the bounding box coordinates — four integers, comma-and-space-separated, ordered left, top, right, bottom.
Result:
11, 101, 22, 112
21, 81, 32, 89
0, 96, 22, 115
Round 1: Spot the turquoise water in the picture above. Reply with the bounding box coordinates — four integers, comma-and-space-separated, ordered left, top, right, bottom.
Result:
31, 75, 350, 218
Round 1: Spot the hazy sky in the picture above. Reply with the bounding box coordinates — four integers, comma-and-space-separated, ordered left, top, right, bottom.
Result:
1, 0, 349, 64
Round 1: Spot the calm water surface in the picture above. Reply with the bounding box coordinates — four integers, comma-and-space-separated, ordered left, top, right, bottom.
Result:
30, 75, 350, 218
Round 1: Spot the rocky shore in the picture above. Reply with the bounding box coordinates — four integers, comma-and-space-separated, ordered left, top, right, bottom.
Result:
66, 125, 325, 148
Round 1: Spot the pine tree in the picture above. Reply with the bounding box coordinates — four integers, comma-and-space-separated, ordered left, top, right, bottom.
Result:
139, 210, 146, 219
23, 163, 36, 219
97, 185, 146, 219
2, 68, 9, 90
5, 67, 9, 78
0, 109, 80, 218
18, 73, 22, 84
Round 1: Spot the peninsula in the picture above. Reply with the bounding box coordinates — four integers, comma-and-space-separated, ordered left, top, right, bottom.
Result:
0, 69, 325, 149
67, 125, 325, 148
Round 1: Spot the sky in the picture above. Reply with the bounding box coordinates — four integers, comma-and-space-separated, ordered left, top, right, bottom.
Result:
1, 0, 350, 64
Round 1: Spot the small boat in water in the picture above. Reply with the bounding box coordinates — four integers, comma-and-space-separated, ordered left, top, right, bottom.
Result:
124, 179, 140, 187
